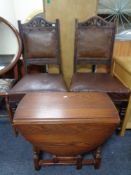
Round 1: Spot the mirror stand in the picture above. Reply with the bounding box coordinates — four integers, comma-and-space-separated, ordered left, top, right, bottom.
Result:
0, 16, 22, 118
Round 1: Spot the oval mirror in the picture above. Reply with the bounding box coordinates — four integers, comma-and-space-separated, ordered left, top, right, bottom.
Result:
0, 17, 22, 75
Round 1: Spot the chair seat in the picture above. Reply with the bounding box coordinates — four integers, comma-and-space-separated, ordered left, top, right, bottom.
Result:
9, 73, 67, 94
70, 73, 130, 95
0, 79, 15, 95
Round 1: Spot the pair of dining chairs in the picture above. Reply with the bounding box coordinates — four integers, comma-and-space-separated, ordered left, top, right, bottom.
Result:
6, 15, 130, 135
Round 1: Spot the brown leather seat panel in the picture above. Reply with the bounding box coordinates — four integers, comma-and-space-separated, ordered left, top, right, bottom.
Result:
77, 28, 112, 58
70, 73, 130, 94
9, 73, 67, 94
24, 29, 57, 58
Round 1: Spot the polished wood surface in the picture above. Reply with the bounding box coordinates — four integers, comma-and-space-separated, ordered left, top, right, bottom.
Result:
113, 56, 131, 136
14, 92, 119, 123
113, 40, 131, 58
113, 39, 131, 136
14, 92, 119, 170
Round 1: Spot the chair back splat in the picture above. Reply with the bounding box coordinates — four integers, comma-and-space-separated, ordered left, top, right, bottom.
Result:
74, 16, 116, 73
18, 16, 62, 74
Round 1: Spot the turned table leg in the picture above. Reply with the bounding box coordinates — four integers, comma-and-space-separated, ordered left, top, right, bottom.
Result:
93, 147, 101, 169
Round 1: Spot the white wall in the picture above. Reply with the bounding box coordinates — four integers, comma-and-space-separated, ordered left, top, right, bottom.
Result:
0, 0, 18, 55
13, 0, 43, 22
0, 0, 17, 27
0, 0, 43, 56
0, 0, 43, 25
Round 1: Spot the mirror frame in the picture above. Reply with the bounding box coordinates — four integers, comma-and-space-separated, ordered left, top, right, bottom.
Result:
0, 16, 22, 75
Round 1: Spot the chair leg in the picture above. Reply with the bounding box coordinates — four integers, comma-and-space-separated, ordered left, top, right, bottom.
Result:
120, 97, 131, 136
93, 147, 101, 169
5, 95, 18, 136
33, 147, 41, 171
119, 101, 128, 119
76, 155, 83, 170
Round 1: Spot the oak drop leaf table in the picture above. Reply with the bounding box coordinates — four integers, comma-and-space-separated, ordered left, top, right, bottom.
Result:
13, 92, 120, 170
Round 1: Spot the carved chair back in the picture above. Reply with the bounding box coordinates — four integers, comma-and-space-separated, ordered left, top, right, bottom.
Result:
74, 16, 116, 73
18, 16, 62, 74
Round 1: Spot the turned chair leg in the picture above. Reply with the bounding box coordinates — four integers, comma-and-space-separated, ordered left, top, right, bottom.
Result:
119, 101, 128, 119
33, 147, 41, 171
115, 101, 129, 136
76, 155, 83, 170
93, 147, 101, 169
5, 95, 18, 136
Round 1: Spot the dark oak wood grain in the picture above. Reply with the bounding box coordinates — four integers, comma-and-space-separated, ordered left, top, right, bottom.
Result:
13, 92, 120, 170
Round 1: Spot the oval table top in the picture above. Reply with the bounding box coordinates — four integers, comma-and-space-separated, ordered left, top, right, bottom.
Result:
14, 92, 120, 124
13, 92, 120, 156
